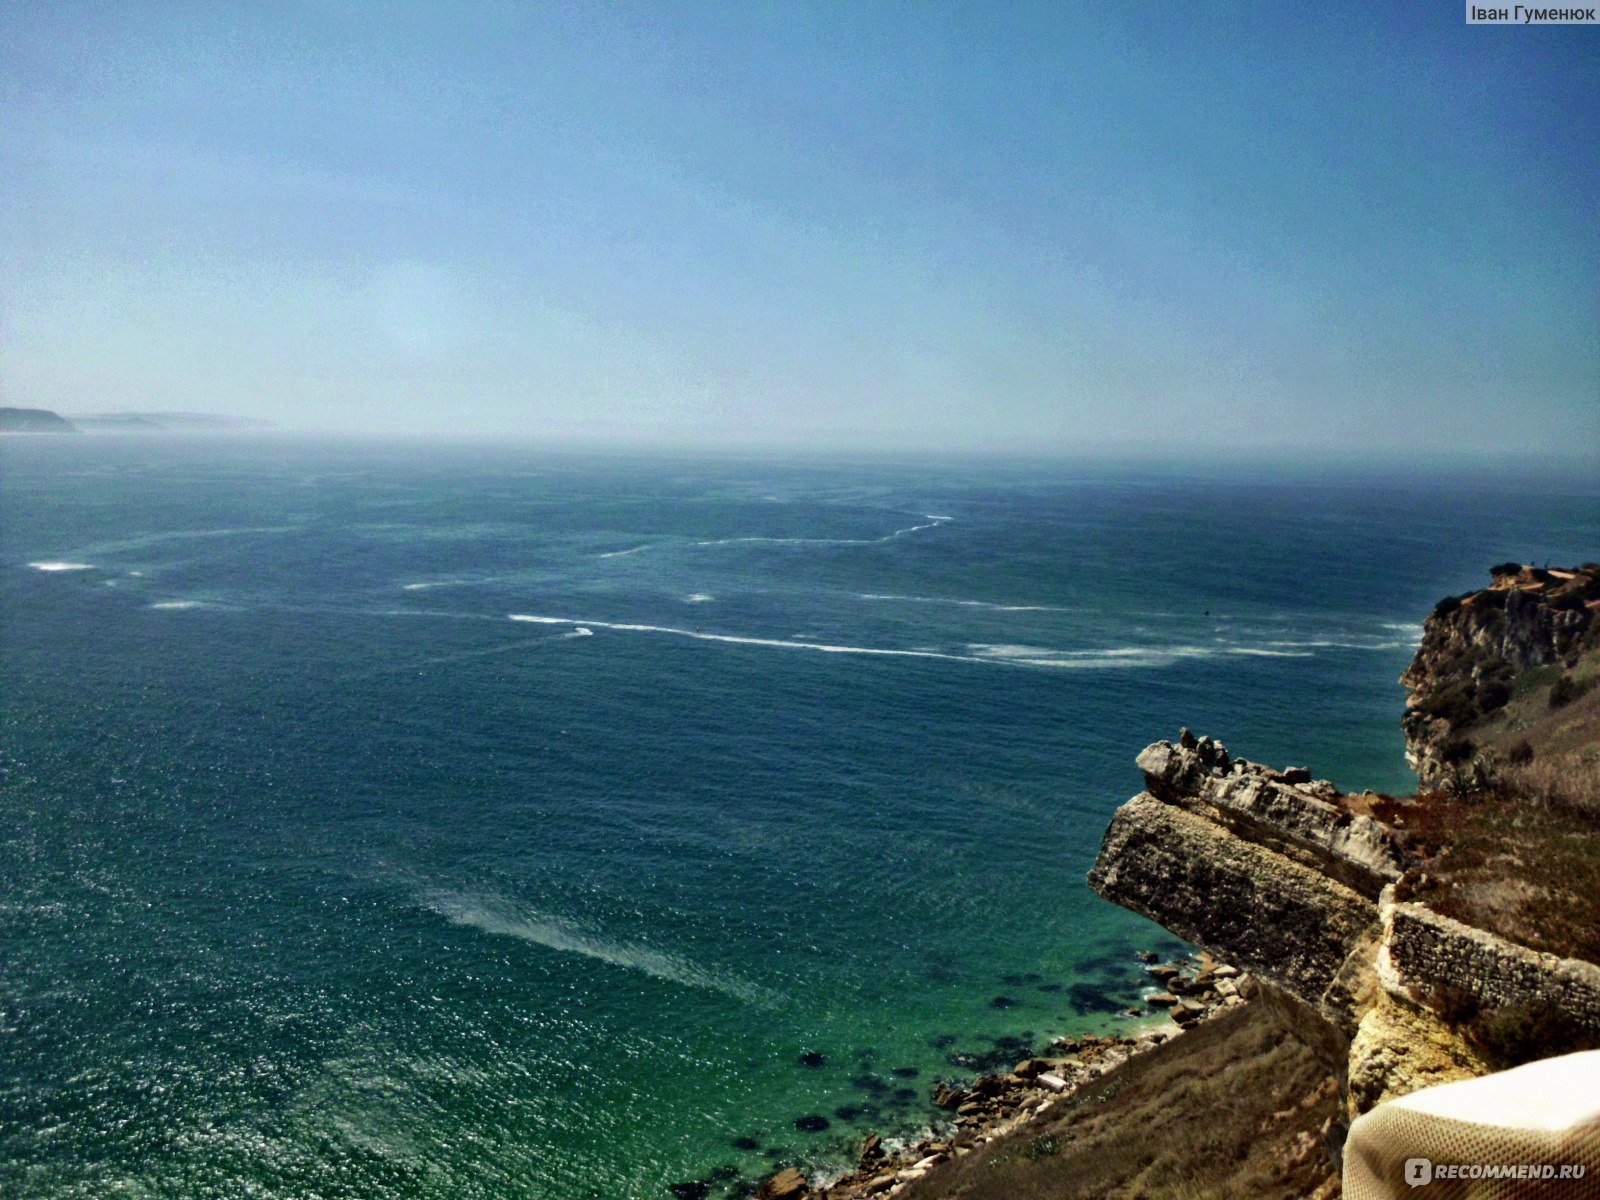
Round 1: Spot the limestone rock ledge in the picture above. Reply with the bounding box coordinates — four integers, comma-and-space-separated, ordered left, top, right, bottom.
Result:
1090, 733, 1600, 1125
1088, 792, 1378, 1038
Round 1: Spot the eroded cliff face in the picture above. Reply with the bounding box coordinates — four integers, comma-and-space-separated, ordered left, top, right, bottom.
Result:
1089, 730, 1600, 1125
1400, 564, 1598, 787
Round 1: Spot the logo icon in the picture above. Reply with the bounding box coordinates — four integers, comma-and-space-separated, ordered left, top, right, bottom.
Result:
1405, 1158, 1434, 1187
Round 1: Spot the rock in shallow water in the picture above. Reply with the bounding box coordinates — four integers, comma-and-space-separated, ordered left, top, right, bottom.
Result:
756, 1167, 808, 1199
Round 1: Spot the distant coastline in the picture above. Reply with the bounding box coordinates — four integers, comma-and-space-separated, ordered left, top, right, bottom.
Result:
0, 407, 78, 433
0, 407, 272, 434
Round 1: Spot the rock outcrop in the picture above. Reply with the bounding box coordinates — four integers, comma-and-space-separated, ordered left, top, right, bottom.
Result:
1400, 564, 1598, 786
1090, 722, 1600, 1129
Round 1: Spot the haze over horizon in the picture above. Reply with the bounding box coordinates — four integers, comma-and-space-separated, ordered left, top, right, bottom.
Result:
2, 3, 1596, 455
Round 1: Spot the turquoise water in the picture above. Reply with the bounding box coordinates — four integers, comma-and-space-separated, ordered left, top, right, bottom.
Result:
2, 439, 1596, 1199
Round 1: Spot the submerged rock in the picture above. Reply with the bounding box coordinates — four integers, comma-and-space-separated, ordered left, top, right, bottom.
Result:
755, 1167, 808, 1199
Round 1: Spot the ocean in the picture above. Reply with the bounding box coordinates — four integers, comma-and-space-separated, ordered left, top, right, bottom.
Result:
2, 437, 1596, 1199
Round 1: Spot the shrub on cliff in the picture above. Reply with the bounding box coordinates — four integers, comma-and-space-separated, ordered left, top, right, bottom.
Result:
1475, 677, 1513, 715
1489, 562, 1523, 578
1421, 679, 1478, 727
1549, 674, 1595, 709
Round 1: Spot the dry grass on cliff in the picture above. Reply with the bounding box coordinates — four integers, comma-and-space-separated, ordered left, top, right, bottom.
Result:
1390, 779, 1600, 967
899, 1003, 1340, 1200
1387, 645, 1600, 966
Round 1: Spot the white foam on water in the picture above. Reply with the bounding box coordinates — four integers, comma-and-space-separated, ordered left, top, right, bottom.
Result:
859, 593, 1071, 613
401, 582, 436, 591
567, 627, 594, 637
149, 600, 203, 610
420, 888, 777, 1006
598, 545, 650, 558
1264, 636, 1417, 651
966, 641, 1315, 667
684, 593, 714, 603
509, 614, 1308, 670
28, 561, 93, 572
512, 614, 981, 664
694, 514, 951, 548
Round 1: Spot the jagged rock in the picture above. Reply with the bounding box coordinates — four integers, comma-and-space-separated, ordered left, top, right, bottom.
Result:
858, 1133, 882, 1165
1133, 738, 1410, 892
1035, 1072, 1069, 1092
931, 1081, 965, 1109
756, 1167, 808, 1200
1146, 992, 1179, 1007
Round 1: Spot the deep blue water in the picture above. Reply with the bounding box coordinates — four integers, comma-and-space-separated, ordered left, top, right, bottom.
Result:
2, 438, 1595, 1199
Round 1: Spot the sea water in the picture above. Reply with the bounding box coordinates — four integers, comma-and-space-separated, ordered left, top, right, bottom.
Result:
2, 438, 1595, 1199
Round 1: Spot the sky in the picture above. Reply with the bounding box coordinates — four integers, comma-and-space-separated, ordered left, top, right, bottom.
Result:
1, 1, 1596, 455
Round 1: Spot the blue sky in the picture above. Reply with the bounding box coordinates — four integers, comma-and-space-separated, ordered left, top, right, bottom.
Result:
2, 1, 1595, 453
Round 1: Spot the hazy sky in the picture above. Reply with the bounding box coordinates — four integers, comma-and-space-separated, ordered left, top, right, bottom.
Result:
2, 2, 1596, 453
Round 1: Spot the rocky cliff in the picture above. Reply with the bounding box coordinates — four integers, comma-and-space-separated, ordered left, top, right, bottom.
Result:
1400, 563, 1598, 787
1089, 565, 1600, 1162
1091, 732, 1600, 1124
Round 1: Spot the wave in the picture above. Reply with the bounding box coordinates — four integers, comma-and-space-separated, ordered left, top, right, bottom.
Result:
965, 642, 1314, 667
857, 592, 1073, 613
508, 614, 1314, 670
28, 561, 93, 572
1264, 637, 1418, 651
59, 524, 306, 560
419, 888, 776, 1006
568, 627, 594, 637
598, 545, 651, 558
149, 600, 203, 610
694, 514, 951, 548
684, 593, 714, 603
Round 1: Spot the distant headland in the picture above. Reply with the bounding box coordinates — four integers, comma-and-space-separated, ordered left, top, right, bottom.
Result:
0, 407, 272, 434
0, 407, 78, 433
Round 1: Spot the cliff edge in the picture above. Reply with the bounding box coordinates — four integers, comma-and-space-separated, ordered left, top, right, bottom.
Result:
1086, 563, 1600, 1190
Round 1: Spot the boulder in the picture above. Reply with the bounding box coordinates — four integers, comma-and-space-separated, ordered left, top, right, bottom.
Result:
757, 1167, 808, 1200
1011, 1057, 1050, 1080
